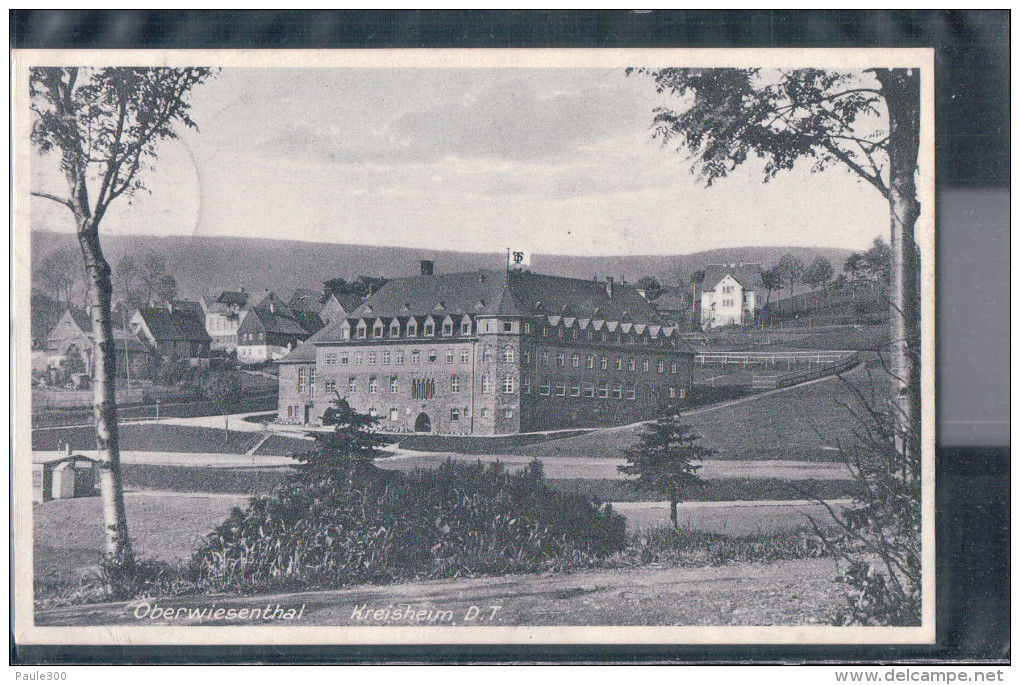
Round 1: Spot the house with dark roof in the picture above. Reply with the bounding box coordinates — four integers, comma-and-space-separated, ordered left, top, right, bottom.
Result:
699, 263, 764, 329
46, 308, 156, 378
235, 292, 313, 364
130, 301, 212, 361
319, 291, 367, 325
277, 262, 695, 435
200, 289, 250, 351
649, 286, 694, 328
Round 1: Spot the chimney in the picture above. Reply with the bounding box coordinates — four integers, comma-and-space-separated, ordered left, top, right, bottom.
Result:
421, 260, 434, 276
605, 276, 614, 298
166, 301, 174, 314
269, 301, 276, 314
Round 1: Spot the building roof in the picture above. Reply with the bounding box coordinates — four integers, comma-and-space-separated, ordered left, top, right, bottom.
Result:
650, 287, 689, 311
244, 305, 310, 337
167, 300, 205, 319
289, 289, 323, 315
203, 290, 249, 313
702, 263, 764, 292
325, 292, 365, 313
276, 339, 318, 364
67, 308, 92, 333
217, 290, 249, 307
135, 306, 212, 343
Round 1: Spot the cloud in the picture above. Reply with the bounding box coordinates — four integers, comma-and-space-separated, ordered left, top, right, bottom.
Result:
388, 77, 642, 162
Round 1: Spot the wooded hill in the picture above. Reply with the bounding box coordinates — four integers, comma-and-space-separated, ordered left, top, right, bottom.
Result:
31, 230, 852, 301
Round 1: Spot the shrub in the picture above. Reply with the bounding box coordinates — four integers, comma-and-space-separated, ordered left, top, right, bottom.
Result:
810, 374, 922, 626
191, 458, 627, 593
618, 525, 827, 567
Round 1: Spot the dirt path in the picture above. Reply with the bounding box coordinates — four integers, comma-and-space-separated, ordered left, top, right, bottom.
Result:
35, 557, 844, 627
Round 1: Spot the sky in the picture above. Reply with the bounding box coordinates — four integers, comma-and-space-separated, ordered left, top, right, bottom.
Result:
30, 67, 889, 257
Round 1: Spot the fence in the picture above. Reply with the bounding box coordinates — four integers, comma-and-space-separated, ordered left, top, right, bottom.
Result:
751, 351, 861, 390
695, 349, 855, 369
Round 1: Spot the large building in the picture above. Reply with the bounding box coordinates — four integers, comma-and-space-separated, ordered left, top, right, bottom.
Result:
278, 264, 696, 435
699, 263, 764, 328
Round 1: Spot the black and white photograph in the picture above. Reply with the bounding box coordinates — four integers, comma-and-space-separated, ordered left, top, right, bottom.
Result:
13, 47, 936, 646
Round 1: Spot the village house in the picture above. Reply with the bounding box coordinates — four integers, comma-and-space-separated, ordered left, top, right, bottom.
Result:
236, 292, 314, 364
286, 288, 326, 337
699, 263, 764, 329
278, 263, 696, 435
130, 301, 212, 361
200, 289, 250, 351
45, 308, 156, 379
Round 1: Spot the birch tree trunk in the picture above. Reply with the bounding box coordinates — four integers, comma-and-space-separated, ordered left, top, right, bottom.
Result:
877, 69, 922, 457
77, 216, 134, 568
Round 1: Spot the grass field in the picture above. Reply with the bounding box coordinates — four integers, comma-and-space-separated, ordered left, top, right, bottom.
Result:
33, 492, 245, 601
32, 487, 844, 603
614, 501, 844, 536
513, 364, 888, 462
32, 423, 310, 456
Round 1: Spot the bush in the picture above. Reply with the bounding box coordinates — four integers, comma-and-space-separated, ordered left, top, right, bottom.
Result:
618, 525, 827, 567
191, 459, 627, 593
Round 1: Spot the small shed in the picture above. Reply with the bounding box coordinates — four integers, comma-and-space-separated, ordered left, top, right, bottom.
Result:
33, 451, 99, 503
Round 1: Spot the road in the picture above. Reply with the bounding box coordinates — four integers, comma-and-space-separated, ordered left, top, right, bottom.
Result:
31, 448, 853, 480
35, 556, 844, 627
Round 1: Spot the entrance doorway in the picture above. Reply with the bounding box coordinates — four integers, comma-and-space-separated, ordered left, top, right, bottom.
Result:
414, 412, 432, 432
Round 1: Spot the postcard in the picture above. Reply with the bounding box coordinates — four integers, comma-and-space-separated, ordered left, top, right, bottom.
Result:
12, 47, 935, 647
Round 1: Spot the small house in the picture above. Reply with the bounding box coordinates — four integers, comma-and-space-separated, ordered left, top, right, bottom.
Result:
33, 451, 99, 503
699, 263, 764, 329
131, 301, 212, 362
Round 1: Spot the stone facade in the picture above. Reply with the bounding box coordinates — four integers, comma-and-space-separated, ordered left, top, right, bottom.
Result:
278, 268, 695, 435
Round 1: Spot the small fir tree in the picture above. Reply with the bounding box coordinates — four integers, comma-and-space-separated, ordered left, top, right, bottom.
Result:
295, 393, 386, 485
619, 405, 714, 529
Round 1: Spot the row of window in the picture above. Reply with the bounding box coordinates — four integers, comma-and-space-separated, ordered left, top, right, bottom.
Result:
323, 346, 516, 367
530, 378, 684, 401
333, 317, 680, 347
287, 404, 512, 423
538, 325, 679, 348
340, 318, 514, 340
301, 371, 516, 396
531, 350, 681, 374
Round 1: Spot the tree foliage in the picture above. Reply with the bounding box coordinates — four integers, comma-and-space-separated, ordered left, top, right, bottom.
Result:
30, 66, 215, 571
295, 394, 387, 482
322, 275, 390, 303
619, 407, 714, 529
760, 264, 784, 308
803, 255, 835, 290
35, 247, 81, 303
776, 253, 805, 301
636, 275, 663, 299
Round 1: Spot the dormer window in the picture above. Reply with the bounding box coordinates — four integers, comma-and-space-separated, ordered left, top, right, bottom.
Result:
461, 320, 472, 335
407, 321, 418, 337
442, 322, 453, 336
424, 322, 435, 336
373, 322, 384, 338
356, 322, 367, 339
390, 321, 401, 337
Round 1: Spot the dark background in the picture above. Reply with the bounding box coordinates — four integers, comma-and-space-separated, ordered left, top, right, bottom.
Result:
10, 9, 1009, 664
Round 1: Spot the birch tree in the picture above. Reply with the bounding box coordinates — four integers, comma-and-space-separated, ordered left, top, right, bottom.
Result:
631, 67, 922, 455
30, 66, 214, 570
